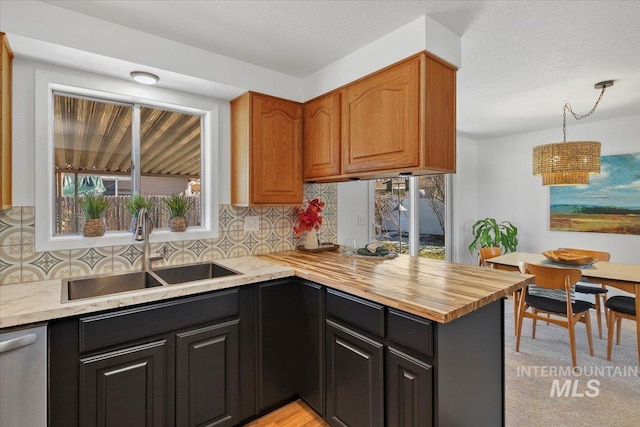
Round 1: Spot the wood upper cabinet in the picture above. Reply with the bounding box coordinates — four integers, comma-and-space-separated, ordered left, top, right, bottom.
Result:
342, 55, 422, 175
1, 32, 13, 209
303, 92, 341, 180
423, 53, 456, 173
231, 92, 303, 206
303, 52, 457, 182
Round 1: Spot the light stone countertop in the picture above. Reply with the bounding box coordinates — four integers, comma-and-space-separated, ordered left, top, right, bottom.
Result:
0, 256, 293, 329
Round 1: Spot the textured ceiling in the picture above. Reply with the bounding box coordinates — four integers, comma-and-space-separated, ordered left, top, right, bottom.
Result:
35, 1, 640, 139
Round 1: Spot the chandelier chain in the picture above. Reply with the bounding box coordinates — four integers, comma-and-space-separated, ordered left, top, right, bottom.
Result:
562, 86, 608, 142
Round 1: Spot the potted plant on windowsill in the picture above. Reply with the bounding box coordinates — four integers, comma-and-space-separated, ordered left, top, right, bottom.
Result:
77, 193, 111, 237
123, 193, 155, 233
163, 193, 195, 232
468, 217, 518, 257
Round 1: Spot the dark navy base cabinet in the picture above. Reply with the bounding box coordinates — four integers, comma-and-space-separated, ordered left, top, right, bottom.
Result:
49, 279, 504, 427
49, 288, 251, 427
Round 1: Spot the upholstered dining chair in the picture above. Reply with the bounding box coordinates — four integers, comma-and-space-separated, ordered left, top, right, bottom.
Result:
606, 295, 637, 362
557, 248, 611, 339
516, 262, 594, 367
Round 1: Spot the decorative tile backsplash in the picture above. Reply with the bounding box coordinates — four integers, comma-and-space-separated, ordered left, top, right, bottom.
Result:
0, 184, 337, 285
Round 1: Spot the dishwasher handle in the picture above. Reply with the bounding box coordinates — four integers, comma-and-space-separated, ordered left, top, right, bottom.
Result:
0, 333, 38, 353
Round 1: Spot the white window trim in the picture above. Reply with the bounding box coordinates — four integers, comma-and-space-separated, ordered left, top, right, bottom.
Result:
35, 69, 219, 251
367, 175, 451, 260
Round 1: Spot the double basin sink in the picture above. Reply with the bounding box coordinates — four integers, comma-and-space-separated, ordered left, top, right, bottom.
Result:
62, 262, 241, 302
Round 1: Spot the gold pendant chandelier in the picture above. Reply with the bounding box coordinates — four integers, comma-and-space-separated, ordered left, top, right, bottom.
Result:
533, 80, 614, 186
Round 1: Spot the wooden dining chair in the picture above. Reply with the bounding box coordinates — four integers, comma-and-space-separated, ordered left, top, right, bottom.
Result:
478, 247, 502, 267
478, 247, 521, 336
516, 262, 594, 367
557, 248, 611, 339
606, 296, 637, 362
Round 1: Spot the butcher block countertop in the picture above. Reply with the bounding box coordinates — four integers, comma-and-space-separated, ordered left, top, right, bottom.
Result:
259, 250, 533, 323
0, 251, 533, 329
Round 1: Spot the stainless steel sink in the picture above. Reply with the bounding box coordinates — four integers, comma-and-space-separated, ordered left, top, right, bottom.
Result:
153, 262, 241, 285
62, 271, 166, 302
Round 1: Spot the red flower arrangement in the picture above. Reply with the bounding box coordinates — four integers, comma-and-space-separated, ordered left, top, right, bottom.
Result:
293, 198, 325, 236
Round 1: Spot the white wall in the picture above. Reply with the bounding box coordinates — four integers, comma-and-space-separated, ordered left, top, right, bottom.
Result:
1, 0, 301, 101
303, 15, 461, 100
476, 114, 640, 265
337, 181, 372, 249
334, 136, 479, 263
451, 136, 479, 265
11, 58, 232, 207
3, 2, 461, 104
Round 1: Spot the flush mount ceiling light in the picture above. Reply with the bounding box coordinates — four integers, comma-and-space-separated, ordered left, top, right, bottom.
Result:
130, 71, 159, 85
533, 80, 614, 186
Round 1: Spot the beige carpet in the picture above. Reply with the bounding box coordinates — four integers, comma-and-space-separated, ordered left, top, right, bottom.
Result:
504, 298, 640, 426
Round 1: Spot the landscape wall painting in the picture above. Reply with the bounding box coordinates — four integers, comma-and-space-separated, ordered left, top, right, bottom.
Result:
550, 153, 640, 235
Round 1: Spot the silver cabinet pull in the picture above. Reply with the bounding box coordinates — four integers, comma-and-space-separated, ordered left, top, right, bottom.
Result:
0, 333, 38, 353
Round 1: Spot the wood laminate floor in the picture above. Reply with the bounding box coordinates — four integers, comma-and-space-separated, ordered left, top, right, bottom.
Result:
243, 400, 328, 427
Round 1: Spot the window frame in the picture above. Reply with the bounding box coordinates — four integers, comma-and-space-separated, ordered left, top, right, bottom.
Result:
369, 174, 452, 261
35, 69, 219, 251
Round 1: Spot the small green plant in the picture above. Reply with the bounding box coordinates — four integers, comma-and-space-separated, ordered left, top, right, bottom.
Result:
77, 193, 110, 219
163, 193, 196, 218
468, 217, 518, 255
123, 193, 155, 217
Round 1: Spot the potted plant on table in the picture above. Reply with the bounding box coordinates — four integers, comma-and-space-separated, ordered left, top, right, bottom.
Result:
77, 193, 111, 237
468, 217, 518, 257
163, 193, 196, 232
123, 193, 155, 233
293, 198, 325, 249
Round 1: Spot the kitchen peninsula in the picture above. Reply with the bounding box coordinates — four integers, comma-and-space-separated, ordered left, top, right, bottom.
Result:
261, 251, 533, 426
1, 252, 532, 427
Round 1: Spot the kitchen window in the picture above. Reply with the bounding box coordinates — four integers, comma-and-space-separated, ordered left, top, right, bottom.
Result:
35, 69, 219, 251
373, 175, 450, 260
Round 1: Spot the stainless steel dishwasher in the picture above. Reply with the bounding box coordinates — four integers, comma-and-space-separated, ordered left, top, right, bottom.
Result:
0, 324, 47, 427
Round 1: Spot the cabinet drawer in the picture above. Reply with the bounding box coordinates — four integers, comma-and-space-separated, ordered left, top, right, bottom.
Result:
326, 289, 384, 338
387, 308, 433, 358
79, 289, 239, 353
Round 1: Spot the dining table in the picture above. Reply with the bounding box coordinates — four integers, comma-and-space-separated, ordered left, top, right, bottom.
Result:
486, 251, 640, 365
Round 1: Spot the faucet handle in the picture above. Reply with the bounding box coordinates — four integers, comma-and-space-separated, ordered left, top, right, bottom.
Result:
149, 253, 165, 262
149, 246, 167, 264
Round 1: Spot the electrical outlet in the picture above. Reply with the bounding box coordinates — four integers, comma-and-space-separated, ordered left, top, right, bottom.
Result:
357, 213, 367, 226
244, 216, 259, 232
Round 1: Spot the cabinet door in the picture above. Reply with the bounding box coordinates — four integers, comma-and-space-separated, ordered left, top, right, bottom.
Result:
304, 92, 341, 180
176, 320, 240, 427
251, 93, 303, 204
342, 56, 421, 174
326, 320, 383, 427
80, 340, 167, 427
298, 280, 325, 416
386, 347, 433, 427
257, 280, 300, 411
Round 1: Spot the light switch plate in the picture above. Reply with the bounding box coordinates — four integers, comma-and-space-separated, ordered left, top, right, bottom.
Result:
244, 216, 259, 231
357, 213, 367, 226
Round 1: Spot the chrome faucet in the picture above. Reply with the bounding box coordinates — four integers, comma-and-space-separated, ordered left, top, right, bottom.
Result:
134, 207, 164, 271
